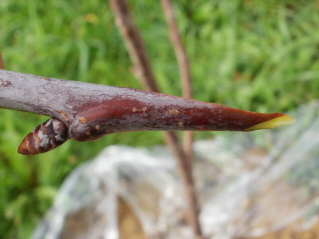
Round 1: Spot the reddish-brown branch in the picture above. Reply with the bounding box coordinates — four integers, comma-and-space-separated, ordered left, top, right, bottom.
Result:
160, 0, 194, 166
1, 70, 293, 156
0, 70, 289, 134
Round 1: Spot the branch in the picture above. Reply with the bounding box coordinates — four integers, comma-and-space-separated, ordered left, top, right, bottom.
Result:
1, 69, 294, 151
1, 69, 293, 130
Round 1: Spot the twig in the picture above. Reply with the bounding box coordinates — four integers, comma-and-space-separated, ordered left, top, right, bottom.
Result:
160, 0, 192, 99
160, 0, 194, 165
0, 69, 291, 155
160, 0, 201, 236
108, 0, 159, 93
108, 0, 203, 237
1, 69, 286, 127
164, 131, 202, 238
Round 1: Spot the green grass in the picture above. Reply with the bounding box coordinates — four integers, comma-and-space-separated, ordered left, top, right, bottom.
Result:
1, 0, 319, 238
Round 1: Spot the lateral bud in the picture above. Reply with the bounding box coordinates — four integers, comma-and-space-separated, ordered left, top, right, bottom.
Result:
18, 118, 68, 155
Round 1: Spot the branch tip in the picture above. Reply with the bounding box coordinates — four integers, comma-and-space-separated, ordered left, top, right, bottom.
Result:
245, 114, 295, 132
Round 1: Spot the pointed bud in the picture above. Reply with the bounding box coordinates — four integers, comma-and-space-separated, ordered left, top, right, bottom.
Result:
18, 118, 68, 155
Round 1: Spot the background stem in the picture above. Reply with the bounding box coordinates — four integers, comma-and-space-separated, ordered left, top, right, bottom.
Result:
160, 0, 194, 165
109, 0, 204, 238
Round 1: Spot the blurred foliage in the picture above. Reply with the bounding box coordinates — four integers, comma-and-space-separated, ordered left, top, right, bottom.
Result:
1, 0, 319, 238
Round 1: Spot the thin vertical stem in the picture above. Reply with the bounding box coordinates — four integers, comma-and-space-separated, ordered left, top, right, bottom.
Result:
160, 0, 192, 99
164, 131, 203, 239
108, 1, 203, 238
109, 0, 159, 93
160, 0, 194, 164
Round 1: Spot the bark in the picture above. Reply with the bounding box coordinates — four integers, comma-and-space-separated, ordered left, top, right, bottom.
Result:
0, 69, 287, 139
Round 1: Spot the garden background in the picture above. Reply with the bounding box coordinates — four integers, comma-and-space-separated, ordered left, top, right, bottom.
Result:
1, 1, 319, 238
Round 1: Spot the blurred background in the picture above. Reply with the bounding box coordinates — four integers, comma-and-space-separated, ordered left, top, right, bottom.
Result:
1, 0, 319, 238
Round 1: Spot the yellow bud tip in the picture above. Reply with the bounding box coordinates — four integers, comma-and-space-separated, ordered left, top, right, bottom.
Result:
245, 114, 295, 132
